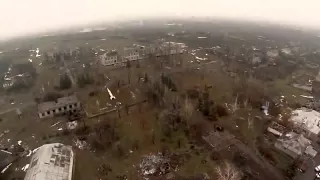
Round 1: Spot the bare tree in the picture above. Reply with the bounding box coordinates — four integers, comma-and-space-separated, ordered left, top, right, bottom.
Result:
181, 97, 194, 126
126, 59, 131, 84
215, 161, 243, 180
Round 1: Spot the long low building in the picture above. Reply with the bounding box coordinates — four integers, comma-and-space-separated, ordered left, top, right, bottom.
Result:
24, 143, 74, 180
38, 95, 81, 119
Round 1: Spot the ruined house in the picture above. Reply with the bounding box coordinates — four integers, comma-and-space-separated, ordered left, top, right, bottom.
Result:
275, 132, 317, 158
99, 50, 118, 66
37, 95, 81, 119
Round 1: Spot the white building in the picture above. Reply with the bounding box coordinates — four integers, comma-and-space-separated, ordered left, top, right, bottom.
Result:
152, 42, 186, 56
38, 95, 81, 119
122, 47, 142, 63
290, 108, 320, 136
24, 143, 74, 180
99, 50, 118, 66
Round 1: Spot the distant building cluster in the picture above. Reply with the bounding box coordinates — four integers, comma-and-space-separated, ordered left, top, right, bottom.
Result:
99, 42, 187, 67
2, 63, 36, 91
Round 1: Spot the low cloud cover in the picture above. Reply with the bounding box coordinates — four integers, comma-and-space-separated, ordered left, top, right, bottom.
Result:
0, 0, 319, 39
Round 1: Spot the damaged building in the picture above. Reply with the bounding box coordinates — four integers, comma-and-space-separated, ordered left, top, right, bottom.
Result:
289, 108, 320, 139
146, 42, 187, 57
37, 95, 81, 119
24, 143, 74, 180
122, 46, 143, 63
275, 132, 317, 158
99, 50, 118, 66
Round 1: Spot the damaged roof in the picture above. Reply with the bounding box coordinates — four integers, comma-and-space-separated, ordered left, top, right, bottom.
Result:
24, 143, 74, 180
38, 95, 79, 113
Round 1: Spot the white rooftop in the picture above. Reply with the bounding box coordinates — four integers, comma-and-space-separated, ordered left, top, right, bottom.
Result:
24, 143, 74, 180
290, 108, 320, 134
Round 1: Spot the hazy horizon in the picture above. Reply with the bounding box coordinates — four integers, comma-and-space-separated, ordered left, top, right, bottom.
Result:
0, 0, 320, 39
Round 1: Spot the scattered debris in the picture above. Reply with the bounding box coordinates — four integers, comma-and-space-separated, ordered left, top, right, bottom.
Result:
67, 121, 78, 130
139, 153, 169, 176
74, 139, 88, 150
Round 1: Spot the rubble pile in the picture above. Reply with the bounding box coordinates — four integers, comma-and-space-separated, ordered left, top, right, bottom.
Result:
139, 153, 186, 177
139, 153, 170, 176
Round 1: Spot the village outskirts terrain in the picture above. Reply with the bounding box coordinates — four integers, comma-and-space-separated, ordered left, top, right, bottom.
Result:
1, 19, 320, 180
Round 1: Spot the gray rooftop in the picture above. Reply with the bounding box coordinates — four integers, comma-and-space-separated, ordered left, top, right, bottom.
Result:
38, 95, 79, 113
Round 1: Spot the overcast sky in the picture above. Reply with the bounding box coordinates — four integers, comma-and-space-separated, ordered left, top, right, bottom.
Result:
0, 0, 319, 39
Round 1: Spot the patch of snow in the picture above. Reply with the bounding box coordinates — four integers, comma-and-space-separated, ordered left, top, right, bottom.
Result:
57, 128, 63, 131
107, 88, 116, 100
17, 140, 22, 145
0, 150, 12, 154
100, 39, 106, 41
50, 121, 61, 127
32, 147, 39, 153
28, 59, 32, 62
26, 150, 32, 157
35, 48, 41, 57
195, 56, 208, 61
1, 163, 12, 173
197, 37, 208, 39
21, 164, 29, 171
300, 95, 314, 99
